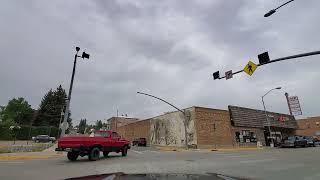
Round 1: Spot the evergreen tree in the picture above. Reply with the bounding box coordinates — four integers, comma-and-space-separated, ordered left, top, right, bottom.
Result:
34, 85, 72, 128
78, 119, 87, 134
95, 120, 103, 130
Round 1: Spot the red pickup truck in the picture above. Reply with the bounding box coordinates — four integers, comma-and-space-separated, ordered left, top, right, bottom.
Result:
55, 130, 130, 161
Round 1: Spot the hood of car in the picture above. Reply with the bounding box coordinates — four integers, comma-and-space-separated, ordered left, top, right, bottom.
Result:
65, 172, 245, 180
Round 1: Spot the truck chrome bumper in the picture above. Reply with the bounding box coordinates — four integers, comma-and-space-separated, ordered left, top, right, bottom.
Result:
55, 148, 64, 151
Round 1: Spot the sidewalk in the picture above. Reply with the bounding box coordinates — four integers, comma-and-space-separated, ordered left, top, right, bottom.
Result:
155, 145, 264, 152
0, 144, 63, 160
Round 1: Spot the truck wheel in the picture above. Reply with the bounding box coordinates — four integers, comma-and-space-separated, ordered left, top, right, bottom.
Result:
67, 152, 79, 161
89, 147, 100, 161
121, 146, 128, 156
103, 151, 109, 157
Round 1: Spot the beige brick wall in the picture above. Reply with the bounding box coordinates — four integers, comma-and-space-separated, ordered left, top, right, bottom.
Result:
296, 117, 320, 137
117, 120, 151, 144
195, 107, 233, 148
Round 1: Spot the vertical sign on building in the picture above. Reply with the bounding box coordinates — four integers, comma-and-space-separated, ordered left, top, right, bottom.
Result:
286, 94, 302, 116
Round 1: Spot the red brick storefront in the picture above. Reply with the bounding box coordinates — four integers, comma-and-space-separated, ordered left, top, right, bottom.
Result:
108, 105, 297, 148
296, 116, 320, 137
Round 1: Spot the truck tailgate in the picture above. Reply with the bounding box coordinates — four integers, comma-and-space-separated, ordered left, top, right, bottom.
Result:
58, 136, 93, 149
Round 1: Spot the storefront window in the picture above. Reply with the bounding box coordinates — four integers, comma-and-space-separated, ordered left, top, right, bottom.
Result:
235, 130, 257, 143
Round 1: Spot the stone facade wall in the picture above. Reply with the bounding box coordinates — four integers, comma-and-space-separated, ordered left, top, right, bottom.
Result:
150, 107, 197, 147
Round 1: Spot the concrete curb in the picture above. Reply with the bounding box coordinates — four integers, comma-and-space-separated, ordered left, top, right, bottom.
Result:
156, 146, 264, 152
0, 152, 63, 160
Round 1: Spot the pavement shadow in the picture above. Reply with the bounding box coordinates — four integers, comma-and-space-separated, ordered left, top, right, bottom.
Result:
61, 154, 126, 164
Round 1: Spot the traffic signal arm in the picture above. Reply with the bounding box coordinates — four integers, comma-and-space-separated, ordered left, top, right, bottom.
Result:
214, 50, 320, 80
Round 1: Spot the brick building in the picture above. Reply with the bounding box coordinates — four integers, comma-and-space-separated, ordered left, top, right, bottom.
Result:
296, 116, 320, 138
114, 105, 297, 148
229, 106, 297, 146
106, 116, 139, 131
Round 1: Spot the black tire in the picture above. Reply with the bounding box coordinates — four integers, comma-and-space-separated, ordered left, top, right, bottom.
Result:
121, 146, 128, 156
67, 152, 79, 161
89, 147, 100, 161
103, 151, 109, 157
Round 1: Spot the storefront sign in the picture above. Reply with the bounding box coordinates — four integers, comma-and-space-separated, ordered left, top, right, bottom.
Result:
288, 96, 302, 116
278, 116, 289, 122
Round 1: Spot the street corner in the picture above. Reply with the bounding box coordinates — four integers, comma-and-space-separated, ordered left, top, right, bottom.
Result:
155, 146, 184, 152
208, 147, 264, 152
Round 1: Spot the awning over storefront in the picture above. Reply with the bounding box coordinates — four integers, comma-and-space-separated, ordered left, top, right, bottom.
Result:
228, 105, 298, 129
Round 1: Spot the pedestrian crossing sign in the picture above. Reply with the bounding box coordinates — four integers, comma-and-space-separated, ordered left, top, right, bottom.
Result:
243, 61, 257, 76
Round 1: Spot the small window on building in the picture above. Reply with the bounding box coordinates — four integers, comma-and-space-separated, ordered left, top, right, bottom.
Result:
238, 130, 257, 143
235, 132, 240, 142
316, 122, 320, 127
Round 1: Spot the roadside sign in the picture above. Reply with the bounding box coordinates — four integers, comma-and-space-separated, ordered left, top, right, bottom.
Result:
243, 61, 257, 76
225, 70, 233, 80
288, 96, 302, 116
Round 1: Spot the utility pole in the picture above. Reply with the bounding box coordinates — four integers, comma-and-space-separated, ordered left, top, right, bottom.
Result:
285, 93, 293, 115
261, 87, 282, 147
137, 91, 189, 148
60, 47, 90, 137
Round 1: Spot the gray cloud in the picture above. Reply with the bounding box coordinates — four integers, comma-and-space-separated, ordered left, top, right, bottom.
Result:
1, 0, 319, 124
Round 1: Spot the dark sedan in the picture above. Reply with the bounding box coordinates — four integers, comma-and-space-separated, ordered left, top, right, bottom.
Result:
132, 138, 147, 146
304, 136, 316, 147
281, 136, 307, 148
32, 135, 56, 143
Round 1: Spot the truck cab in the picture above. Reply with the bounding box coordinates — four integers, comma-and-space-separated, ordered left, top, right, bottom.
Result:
56, 130, 130, 161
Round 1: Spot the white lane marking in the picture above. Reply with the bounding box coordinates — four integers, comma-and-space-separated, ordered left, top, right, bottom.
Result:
0, 161, 24, 164
239, 158, 276, 164
148, 150, 160, 154
132, 150, 143, 154
227, 155, 255, 158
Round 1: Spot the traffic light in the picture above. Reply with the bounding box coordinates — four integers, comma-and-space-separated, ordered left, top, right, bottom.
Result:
82, 52, 90, 59
258, 52, 270, 65
213, 71, 220, 80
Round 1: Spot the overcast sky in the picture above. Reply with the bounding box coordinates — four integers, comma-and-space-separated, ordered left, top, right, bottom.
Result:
1, 0, 319, 124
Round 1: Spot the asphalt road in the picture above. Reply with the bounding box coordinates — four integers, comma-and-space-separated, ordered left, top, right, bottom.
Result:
1, 147, 320, 180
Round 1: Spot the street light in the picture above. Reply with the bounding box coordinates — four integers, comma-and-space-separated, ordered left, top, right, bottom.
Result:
60, 47, 90, 137
264, 0, 295, 17
136, 92, 189, 148
261, 87, 281, 148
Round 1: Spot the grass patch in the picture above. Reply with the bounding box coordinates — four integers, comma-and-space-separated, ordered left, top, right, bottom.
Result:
0, 148, 11, 153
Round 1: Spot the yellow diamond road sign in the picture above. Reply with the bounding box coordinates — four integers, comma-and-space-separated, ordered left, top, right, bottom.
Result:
243, 61, 257, 76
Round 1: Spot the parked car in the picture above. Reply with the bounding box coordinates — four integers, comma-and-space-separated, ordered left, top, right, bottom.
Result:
32, 135, 56, 143
281, 136, 307, 148
304, 136, 316, 147
132, 138, 147, 146
55, 130, 130, 161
